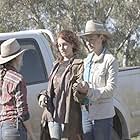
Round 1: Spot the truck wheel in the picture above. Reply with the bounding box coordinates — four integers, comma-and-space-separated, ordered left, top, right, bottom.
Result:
112, 128, 121, 140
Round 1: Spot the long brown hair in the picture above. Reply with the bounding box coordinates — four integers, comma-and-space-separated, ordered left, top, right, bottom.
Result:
55, 30, 80, 62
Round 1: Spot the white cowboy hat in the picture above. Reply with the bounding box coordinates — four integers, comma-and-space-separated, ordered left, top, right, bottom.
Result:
0, 38, 26, 65
79, 20, 111, 39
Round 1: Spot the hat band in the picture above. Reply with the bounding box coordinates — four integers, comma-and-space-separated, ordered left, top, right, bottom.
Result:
2, 48, 22, 58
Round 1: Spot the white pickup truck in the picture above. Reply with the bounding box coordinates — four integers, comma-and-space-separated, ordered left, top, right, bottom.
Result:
0, 30, 140, 140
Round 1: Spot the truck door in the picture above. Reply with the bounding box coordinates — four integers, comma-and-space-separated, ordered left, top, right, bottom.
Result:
18, 38, 52, 139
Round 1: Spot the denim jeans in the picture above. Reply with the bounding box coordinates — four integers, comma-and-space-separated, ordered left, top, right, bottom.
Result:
0, 120, 27, 140
82, 109, 113, 140
48, 121, 64, 140
48, 121, 83, 140
82, 109, 94, 140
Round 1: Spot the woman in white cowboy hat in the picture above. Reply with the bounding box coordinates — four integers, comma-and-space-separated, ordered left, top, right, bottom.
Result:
76, 20, 119, 140
0, 38, 30, 140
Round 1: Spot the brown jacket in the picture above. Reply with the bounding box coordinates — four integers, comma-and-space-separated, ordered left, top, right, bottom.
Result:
41, 58, 84, 136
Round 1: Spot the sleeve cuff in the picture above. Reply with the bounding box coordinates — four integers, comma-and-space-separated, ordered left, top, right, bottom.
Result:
87, 88, 102, 101
87, 88, 93, 98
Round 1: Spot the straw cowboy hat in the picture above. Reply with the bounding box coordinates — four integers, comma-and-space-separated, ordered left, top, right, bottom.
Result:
0, 38, 26, 65
79, 20, 111, 39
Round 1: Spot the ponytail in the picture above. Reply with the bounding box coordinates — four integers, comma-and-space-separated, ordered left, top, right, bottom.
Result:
0, 65, 7, 95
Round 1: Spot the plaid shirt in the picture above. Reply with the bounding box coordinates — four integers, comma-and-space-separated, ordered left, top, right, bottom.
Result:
0, 66, 29, 122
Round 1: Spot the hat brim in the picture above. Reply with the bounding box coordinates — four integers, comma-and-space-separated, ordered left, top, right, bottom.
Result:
0, 49, 26, 65
78, 31, 112, 39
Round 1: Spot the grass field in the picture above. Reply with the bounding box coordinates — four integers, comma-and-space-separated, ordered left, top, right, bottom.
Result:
132, 136, 140, 140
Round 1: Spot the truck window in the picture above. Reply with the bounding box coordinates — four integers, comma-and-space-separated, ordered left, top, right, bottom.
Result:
0, 39, 48, 85
18, 38, 48, 85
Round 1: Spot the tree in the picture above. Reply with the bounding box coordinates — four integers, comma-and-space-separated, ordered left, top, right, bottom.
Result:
0, 0, 140, 67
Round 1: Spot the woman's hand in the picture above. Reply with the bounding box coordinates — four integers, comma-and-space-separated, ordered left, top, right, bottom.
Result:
75, 81, 89, 95
38, 95, 47, 108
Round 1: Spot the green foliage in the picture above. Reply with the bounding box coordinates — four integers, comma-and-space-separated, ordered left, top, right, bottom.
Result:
0, 0, 140, 67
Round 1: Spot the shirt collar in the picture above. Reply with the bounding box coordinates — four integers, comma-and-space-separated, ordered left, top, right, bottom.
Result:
93, 48, 106, 63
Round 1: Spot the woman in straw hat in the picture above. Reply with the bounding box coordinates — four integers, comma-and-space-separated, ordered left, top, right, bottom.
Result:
0, 38, 30, 140
76, 20, 119, 140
